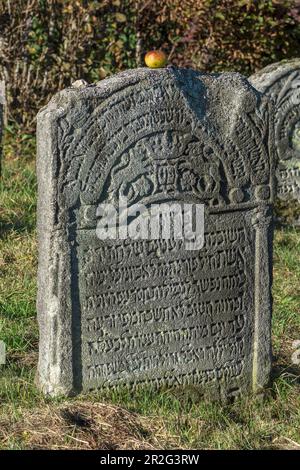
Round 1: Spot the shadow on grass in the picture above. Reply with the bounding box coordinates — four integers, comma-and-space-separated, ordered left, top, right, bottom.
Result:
271, 362, 300, 384
0, 208, 36, 239
0, 221, 35, 240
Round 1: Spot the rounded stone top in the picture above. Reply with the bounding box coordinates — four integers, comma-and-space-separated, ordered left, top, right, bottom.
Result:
249, 58, 300, 203
249, 58, 300, 90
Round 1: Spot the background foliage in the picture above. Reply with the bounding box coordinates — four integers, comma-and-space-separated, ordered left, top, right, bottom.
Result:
0, 0, 300, 130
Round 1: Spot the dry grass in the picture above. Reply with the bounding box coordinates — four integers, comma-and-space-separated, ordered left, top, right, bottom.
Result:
0, 402, 166, 450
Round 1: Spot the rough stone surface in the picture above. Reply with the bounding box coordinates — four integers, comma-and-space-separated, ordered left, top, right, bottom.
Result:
36, 67, 274, 399
249, 59, 300, 214
71, 79, 88, 88
0, 80, 5, 173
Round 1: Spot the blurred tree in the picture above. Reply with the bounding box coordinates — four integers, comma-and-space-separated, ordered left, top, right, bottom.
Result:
0, 0, 299, 130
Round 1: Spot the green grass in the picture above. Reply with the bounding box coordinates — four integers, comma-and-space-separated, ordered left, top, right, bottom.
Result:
0, 130, 300, 450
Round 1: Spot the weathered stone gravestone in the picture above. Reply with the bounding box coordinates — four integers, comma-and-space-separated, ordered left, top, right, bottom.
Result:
0, 80, 5, 174
36, 68, 274, 399
250, 59, 300, 221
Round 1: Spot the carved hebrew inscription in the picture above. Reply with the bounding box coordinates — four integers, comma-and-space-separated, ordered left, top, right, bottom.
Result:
36, 68, 274, 398
78, 214, 253, 390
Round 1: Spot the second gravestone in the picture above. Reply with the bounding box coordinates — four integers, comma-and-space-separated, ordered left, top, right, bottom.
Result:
36, 68, 274, 399
250, 59, 300, 221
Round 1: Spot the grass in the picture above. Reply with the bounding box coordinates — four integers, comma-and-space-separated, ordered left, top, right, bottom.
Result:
0, 130, 300, 450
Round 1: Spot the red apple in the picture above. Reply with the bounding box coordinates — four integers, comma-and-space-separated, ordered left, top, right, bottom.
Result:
144, 50, 167, 68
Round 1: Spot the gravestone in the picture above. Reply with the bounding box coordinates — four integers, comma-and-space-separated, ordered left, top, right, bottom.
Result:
0, 80, 5, 174
36, 68, 274, 399
249, 59, 300, 223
